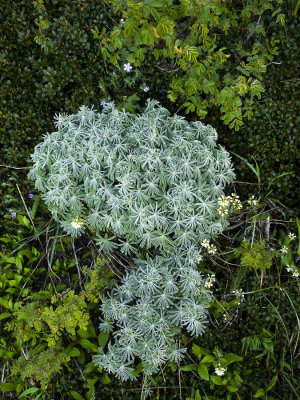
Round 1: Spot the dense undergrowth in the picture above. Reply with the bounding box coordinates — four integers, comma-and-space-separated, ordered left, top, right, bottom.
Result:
0, 0, 299, 399
0, 172, 299, 399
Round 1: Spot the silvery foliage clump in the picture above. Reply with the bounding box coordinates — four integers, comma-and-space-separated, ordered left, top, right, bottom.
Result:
28, 99, 235, 380
28, 99, 234, 258
93, 254, 211, 380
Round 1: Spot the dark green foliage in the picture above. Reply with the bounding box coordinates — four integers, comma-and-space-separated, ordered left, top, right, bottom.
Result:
216, 17, 300, 208
0, 0, 298, 207
1, 175, 299, 399
1, 0, 111, 165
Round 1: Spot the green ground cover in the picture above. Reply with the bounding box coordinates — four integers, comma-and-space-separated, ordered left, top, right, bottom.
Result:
0, 1, 299, 399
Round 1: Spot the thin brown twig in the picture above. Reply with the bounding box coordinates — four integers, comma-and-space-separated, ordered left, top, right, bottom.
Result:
74, 359, 95, 399
243, 13, 263, 46
0, 164, 31, 170
45, 219, 59, 293
72, 239, 82, 290
16, 184, 44, 251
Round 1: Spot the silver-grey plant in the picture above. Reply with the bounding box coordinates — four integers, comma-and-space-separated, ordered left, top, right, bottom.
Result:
28, 99, 235, 381
28, 99, 235, 262
93, 254, 211, 380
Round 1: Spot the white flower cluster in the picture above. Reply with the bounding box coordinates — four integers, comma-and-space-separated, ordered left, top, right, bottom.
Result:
217, 193, 242, 217
232, 288, 245, 305
205, 274, 216, 289
201, 239, 217, 255
247, 195, 258, 207
286, 265, 299, 278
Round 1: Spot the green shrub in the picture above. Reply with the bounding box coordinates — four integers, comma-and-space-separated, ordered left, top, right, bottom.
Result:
1, 0, 298, 208
98, 0, 285, 130
0, 0, 111, 165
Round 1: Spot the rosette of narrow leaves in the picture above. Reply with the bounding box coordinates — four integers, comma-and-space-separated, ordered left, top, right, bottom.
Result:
28, 100, 235, 261
93, 255, 211, 380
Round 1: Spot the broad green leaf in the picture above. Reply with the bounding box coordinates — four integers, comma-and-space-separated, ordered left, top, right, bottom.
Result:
195, 390, 202, 400
0, 382, 17, 391
144, 0, 164, 7
192, 343, 201, 358
100, 373, 111, 384
0, 312, 11, 320
98, 331, 109, 348
222, 353, 243, 365
4, 257, 16, 264
79, 339, 98, 352
86, 377, 98, 393
19, 387, 40, 398
70, 390, 85, 400
0, 299, 10, 309
254, 388, 265, 398
198, 364, 209, 381
266, 375, 278, 391
201, 355, 215, 364
68, 347, 80, 357
180, 364, 198, 371
78, 324, 96, 338
0, 237, 11, 243
78, 329, 92, 338
211, 375, 223, 385
227, 385, 239, 392
83, 362, 96, 375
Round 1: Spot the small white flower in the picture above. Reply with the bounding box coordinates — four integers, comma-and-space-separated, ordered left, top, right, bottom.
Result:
123, 62, 132, 72
281, 246, 288, 254
71, 217, 84, 229
288, 233, 296, 241
286, 265, 299, 278
248, 195, 258, 207
218, 195, 230, 207
215, 365, 225, 376
232, 288, 244, 305
120, 18, 125, 23
286, 264, 293, 272
201, 239, 210, 248
208, 245, 217, 255
223, 314, 231, 323
205, 274, 216, 289
217, 207, 228, 217
143, 86, 150, 92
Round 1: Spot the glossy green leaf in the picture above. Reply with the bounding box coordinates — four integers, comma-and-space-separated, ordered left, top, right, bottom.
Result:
254, 388, 265, 398
70, 390, 85, 400
198, 363, 209, 381
180, 364, 198, 371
